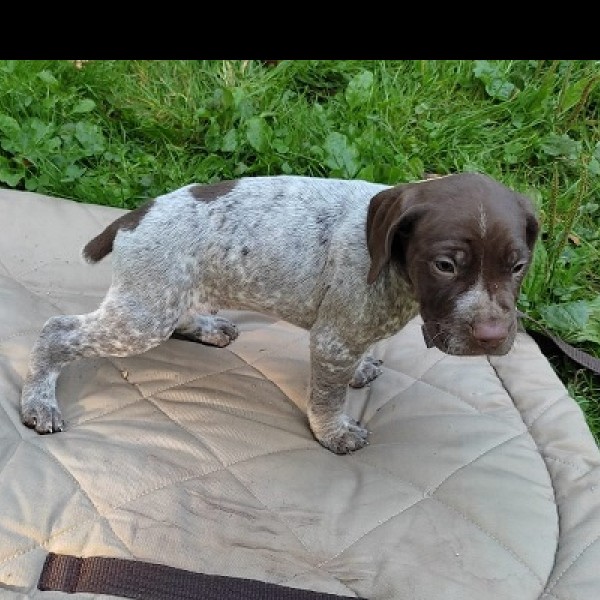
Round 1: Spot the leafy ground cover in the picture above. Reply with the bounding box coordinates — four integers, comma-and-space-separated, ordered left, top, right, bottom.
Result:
1, 59, 598, 440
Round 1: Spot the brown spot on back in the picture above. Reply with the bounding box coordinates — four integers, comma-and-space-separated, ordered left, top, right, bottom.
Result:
190, 180, 237, 202
82, 199, 155, 263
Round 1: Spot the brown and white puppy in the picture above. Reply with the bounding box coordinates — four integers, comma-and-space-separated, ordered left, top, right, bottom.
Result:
20, 172, 538, 454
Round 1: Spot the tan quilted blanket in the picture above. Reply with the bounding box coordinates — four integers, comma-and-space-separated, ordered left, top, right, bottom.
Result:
1, 189, 600, 600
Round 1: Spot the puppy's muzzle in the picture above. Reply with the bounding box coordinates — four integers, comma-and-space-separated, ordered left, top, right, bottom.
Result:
422, 319, 515, 355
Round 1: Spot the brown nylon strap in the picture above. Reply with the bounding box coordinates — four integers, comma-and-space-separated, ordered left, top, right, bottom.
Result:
38, 553, 365, 600
517, 311, 600, 376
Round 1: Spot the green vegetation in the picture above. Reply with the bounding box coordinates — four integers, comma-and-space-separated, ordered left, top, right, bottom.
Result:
0, 60, 598, 440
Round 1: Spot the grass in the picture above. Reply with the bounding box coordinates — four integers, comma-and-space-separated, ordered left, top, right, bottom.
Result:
0, 59, 598, 441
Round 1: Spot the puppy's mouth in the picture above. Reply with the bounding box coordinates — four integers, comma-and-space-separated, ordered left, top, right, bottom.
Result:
422, 319, 517, 356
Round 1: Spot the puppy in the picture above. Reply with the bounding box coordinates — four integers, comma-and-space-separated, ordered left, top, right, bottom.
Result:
20, 173, 539, 453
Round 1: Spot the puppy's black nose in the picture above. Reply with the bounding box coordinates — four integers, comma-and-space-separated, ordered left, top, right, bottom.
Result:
472, 322, 509, 349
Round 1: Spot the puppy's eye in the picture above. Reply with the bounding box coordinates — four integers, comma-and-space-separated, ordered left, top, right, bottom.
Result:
512, 261, 527, 275
433, 258, 456, 276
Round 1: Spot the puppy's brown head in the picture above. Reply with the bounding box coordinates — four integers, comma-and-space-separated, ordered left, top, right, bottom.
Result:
366, 173, 539, 356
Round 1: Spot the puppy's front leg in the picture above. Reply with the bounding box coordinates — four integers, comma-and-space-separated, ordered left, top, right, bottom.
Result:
307, 328, 369, 454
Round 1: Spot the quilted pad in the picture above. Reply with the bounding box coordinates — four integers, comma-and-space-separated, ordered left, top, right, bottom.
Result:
1, 189, 600, 600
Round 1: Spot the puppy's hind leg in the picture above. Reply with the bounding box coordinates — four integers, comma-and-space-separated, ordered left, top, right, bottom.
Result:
21, 291, 182, 434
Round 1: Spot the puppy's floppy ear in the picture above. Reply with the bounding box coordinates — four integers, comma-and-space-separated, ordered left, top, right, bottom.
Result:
516, 193, 540, 251
366, 185, 426, 284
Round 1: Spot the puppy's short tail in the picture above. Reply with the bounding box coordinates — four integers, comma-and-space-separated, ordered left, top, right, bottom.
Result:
82, 199, 155, 264
82, 221, 120, 263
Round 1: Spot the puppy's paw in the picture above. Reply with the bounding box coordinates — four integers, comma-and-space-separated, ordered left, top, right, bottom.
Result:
176, 316, 239, 348
315, 416, 369, 454
349, 355, 383, 388
21, 399, 64, 434
198, 317, 239, 347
